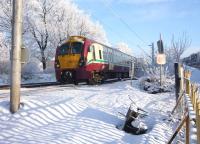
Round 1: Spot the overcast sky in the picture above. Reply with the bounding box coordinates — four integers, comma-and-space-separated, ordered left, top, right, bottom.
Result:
74, 0, 200, 57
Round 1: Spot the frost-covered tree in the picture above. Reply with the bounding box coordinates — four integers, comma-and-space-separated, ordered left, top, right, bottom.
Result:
115, 42, 133, 55
0, 0, 12, 34
0, 0, 109, 71
0, 33, 10, 74
171, 32, 191, 62
0, 0, 30, 49
27, 0, 108, 70
0, 33, 9, 61
26, 0, 57, 70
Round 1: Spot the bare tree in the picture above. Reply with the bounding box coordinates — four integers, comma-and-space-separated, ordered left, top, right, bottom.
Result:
171, 32, 191, 62
115, 42, 133, 55
0, 0, 12, 34
27, 0, 54, 70
0, 0, 109, 71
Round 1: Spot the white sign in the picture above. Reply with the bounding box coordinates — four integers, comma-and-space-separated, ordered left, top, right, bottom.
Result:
156, 54, 166, 65
21, 47, 30, 64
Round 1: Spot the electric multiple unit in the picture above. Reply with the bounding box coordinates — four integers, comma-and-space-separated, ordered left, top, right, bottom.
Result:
55, 36, 134, 84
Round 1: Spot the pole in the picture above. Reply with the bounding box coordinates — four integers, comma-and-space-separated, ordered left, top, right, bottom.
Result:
10, 0, 23, 113
174, 63, 180, 102
151, 43, 155, 68
149, 43, 155, 68
160, 64, 162, 86
130, 60, 134, 86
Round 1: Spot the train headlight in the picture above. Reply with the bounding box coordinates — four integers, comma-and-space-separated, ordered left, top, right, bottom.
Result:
55, 60, 60, 68
79, 58, 85, 67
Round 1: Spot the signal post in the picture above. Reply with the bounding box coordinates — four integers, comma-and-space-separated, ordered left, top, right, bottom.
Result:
156, 35, 166, 86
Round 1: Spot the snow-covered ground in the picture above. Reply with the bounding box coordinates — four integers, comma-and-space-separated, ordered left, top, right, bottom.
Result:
0, 80, 176, 144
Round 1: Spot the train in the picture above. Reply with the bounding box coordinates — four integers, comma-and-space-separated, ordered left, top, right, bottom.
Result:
182, 52, 200, 69
54, 36, 135, 84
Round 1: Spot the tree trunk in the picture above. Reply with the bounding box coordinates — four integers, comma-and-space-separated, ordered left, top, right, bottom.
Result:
41, 51, 46, 70
42, 59, 46, 70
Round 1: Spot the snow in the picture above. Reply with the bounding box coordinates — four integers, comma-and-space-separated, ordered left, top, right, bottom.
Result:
0, 80, 176, 144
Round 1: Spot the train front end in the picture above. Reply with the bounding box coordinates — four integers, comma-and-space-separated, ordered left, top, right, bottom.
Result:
54, 36, 86, 83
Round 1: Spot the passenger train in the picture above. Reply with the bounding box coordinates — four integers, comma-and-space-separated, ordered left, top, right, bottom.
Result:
54, 36, 135, 84
182, 52, 200, 69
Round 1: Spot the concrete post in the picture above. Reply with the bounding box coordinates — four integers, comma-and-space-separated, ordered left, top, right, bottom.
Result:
10, 0, 23, 113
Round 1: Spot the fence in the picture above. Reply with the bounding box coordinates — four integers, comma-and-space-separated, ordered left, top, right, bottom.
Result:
168, 64, 200, 144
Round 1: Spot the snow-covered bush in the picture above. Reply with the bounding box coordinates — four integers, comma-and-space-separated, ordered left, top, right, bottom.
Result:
43, 66, 55, 74
0, 61, 10, 74
0, 74, 9, 85
22, 60, 42, 75
139, 75, 174, 94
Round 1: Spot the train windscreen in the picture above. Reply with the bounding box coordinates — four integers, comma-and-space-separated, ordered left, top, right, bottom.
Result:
58, 42, 83, 55
59, 43, 70, 55
71, 42, 83, 54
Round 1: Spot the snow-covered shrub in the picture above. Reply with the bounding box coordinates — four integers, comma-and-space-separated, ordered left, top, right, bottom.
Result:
0, 74, 9, 85
22, 60, 42, 75
139, 75, 174, 94
43, 66, 55, 74
0, 61, 10, 74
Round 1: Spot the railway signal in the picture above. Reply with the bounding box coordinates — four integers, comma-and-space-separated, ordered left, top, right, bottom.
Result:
156, 34, 166, 86
157, 39, 164, 54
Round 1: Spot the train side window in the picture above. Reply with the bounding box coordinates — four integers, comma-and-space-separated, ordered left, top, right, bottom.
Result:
99, 50, 102, 59
92, 45, 96, 60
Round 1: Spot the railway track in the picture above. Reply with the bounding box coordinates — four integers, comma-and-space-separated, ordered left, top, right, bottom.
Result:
0, 82, 60, 90
0, 78, 133, 90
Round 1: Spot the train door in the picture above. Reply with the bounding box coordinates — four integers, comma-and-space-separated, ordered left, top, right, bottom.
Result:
87, 44, 95, 65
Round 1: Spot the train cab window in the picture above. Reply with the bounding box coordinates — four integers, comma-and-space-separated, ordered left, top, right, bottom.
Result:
88, 46, 91, 52
99, 50, 102, 59
59, 43, 70, 55
89, 45, 93, 52
71, 42, 83, 54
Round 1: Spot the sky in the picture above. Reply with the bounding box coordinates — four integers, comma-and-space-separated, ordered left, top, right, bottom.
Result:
73, 0, 200, 57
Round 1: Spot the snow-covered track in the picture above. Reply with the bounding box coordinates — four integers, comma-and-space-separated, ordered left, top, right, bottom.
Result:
0, 82, 60, 90
0, 78, 132, 90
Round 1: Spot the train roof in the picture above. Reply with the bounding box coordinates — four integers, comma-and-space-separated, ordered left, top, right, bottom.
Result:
67, 36, 136, 60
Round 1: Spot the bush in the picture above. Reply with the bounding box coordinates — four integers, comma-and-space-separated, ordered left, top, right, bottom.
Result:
139, 75, 174, 94
22, 60, 42, 75
43, 66, 55, 74
0, 61, 10, 74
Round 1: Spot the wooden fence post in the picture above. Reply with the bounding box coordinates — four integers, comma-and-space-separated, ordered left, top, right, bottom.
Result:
185, 70, 191, 95
174, 63, 181, 102
179, 66, 184, 115
194, 86, 197, 111
196, 100, 200, 144
167, 112, 188, 144
185, 112, 190, 144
